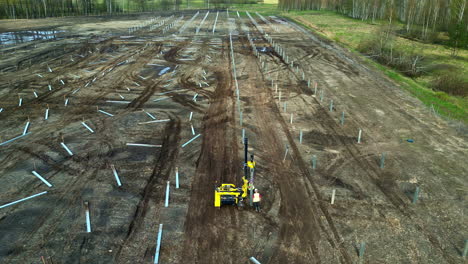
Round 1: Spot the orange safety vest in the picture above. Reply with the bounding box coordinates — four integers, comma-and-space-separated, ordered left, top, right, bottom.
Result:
253, 193, 261, 202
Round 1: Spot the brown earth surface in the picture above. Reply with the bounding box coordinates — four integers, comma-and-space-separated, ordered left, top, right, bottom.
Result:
0, 10, 467, 264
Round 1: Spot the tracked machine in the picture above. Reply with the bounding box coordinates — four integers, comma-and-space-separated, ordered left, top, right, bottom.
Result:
214, 138, 255, 208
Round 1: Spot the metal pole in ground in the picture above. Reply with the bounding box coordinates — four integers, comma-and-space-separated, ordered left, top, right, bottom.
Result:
283, 145, 289, 161
249, 257, 261, 264
191, 124, 195, 135
32, 171, 52, 187
84, 202, 91, 233
0, 191, 47, 209
462, 239, 468, 258
111, 164, 122, 187
181, 134, 202, 148
240, 111, 243, 126
359, 242, 366, 259
380, 153, 386, 168
45, 106, 49, 120
154, 224, 163, 264
249, 167, 254, 207
165, 181, 170, 207
412, 187, 420, 204
340, 111, 345, 125
244, 137, 249, 179
175, 167, 179, 189
23, 120, 30, 135
81, 122, 94, 133
61, 142, 74, 156
331, 189, 336, 204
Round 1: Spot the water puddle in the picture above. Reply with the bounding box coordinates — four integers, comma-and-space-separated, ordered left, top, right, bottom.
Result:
0, 30, 64, 45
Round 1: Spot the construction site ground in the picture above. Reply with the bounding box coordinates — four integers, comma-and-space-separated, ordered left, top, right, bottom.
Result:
0, 10, 467, 264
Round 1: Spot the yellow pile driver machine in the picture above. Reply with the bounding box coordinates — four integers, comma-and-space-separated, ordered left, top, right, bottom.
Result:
214, 138, 255, 208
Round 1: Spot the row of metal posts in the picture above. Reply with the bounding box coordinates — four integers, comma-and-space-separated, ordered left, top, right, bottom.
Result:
244, 11, 433, 262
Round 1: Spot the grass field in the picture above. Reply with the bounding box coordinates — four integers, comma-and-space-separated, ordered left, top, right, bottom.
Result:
229, 5, 468, 123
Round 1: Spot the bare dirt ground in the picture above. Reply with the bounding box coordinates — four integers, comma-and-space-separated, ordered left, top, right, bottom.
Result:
0, 10, 467, 264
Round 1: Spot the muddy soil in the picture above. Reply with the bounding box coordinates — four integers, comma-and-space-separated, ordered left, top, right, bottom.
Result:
0, 10, 467, 264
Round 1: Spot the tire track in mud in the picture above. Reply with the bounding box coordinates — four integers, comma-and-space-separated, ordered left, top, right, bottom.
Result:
126, 80, 162, 109
274, 19, 446, 143
171, 75, 207, 113
180, 51, 243, 263
260, 29, 398, 210
236, 29, 318, 263
85, 44, 162, 107
240, 54, 327, 264
6, 43, 161, 127
0, 138, 113, 262
262, 21, 460, 263
114, 118, 181, 262
307, 106, 458, 263
1, 39, 112, 104
2, 169, 100, 261
0, 192, 65, 261
263, 19, 406, 194
274, 18, 455, 263
163, 45, 183, 64
257, 31, 402, 261
179, 73, 215, 99
0, 42, 166, 179
1, 14, 224, 264
125, 42, 208, 111
0, 76, 154, 261
237, 30, 354, 263
295, 96, 409, 213
0, 41, 158, 126
170, 93, 205, 113
271, 106, 353, 264
0, 13, 463, 264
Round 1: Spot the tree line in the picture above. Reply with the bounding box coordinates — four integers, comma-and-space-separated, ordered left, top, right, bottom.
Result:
0, 0, 189, 19
279, 0, 467, 47
0, 0, 256, 19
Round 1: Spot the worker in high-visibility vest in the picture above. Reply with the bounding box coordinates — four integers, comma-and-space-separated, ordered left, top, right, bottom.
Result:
253, 189, 261, 212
